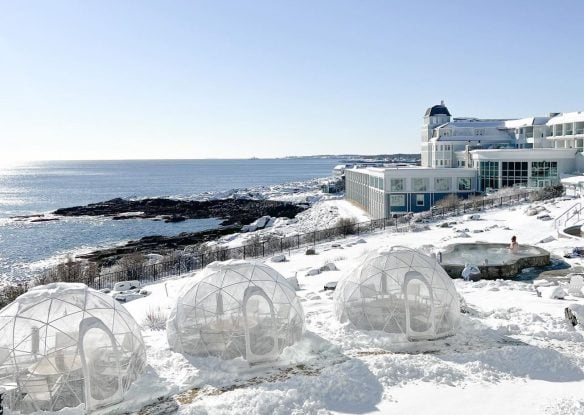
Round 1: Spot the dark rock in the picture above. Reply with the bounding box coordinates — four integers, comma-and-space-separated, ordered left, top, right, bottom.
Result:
565, 307, 578, 326
163, 215, 187, 223
53, 198, 305, 227
30, 218, 59, 223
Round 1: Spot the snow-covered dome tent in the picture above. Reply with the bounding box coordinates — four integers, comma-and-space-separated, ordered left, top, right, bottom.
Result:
0, 283, 146, 413
167, 260, 304, 363
334, 247, 460, 340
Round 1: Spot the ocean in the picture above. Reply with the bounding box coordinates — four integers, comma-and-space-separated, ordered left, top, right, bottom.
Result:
0, 158, 339, 281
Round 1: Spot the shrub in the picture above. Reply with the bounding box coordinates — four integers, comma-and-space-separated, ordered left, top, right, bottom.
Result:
530, 184, 564, 202
0, 283, 28, 309
143, 307, 168, 331
336, 217, 357, 235
38, 255, 99, 286
434, 194, 460, 210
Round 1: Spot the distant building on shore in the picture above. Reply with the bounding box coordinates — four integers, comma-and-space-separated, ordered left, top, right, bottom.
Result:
346, 101, 584, 218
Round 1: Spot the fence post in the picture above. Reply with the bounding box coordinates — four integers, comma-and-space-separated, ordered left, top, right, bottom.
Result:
297, 235, 300, 249
243, 245, 246, 259
313, 231, 316, 246
262, 241, 265, 257
357, 223, 360, 235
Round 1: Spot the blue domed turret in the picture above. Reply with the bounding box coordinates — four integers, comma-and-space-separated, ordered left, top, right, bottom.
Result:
424, 102, 451, 117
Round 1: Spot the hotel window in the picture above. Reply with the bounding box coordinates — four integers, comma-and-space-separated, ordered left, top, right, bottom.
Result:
390, 178, 404, 192
390, 194, 405, 207
479, 161, 499, 191
458, 177, 472, 191
435, 177, 451, 191
412, 178, 428, 192
531, 161, 558, 178
416, 194, 425, 206
502, 161, 528, 188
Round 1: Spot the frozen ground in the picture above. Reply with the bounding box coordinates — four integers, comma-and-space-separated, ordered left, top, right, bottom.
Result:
100, 195, 584, 415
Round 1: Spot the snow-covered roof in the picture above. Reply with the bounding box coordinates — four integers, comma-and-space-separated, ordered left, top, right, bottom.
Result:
439, 119, 508, 129
547, 112, 584, 125
504, 117, 550, 129
560, 174, 584, 186
470, 148, 576, 160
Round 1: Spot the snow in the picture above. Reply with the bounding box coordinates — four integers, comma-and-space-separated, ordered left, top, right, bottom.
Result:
55, 195, 584, 414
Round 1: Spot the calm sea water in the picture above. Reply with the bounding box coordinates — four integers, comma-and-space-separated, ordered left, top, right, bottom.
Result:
0, 158, 338, 281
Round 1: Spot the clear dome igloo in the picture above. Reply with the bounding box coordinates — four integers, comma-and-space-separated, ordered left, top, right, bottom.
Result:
0, 283, 146, 413
167, 260, 304, 363
334, 247, 460, 340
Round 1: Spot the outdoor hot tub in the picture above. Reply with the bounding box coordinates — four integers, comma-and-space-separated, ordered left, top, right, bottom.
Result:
440, 243, 550, 280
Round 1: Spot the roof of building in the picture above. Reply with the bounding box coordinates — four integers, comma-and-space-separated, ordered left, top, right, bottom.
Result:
437, 119, 506, 129
504, 117, 550, 129
547, 112, 584, 125
425, 104, 451, 117
470, 148, 576, 160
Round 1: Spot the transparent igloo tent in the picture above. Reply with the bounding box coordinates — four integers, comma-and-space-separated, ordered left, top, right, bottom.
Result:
167, 260, 304, 363
334, 246, 460, 340
0, 283, 146, 413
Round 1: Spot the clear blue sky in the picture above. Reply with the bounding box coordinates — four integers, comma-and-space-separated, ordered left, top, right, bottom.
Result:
1, 0, 583, 161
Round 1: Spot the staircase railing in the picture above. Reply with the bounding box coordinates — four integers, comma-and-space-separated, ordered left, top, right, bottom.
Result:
555, 202, 583, 230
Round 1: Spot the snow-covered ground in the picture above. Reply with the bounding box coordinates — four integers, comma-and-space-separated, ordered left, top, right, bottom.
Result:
102, 195, 584, 415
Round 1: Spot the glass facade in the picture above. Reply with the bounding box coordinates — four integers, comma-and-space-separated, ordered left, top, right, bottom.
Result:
531, 161, 558, 178
502, 161, 528, 188
479, 161, 499, 191
530, 161, 558, 187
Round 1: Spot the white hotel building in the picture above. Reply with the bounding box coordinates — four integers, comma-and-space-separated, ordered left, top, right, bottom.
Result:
346, 102, 584, 219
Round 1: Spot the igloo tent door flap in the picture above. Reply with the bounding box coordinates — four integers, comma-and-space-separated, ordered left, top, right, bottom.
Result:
403, 271, 435, 340
79, 317, 123, 410
243, 286, 279, 363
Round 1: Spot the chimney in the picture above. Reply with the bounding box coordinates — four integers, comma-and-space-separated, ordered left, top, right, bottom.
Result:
441, 100, 445, 106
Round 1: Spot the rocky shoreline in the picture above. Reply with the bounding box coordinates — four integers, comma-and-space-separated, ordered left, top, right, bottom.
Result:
53, 197, 306, 226
50, 197, 307, 264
